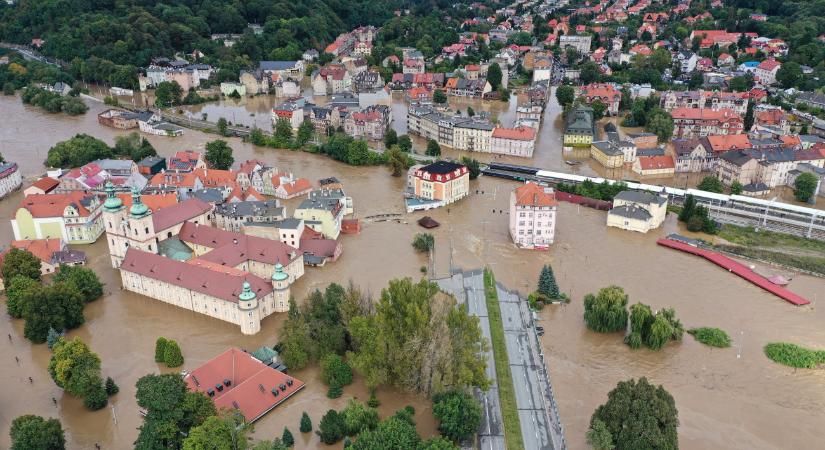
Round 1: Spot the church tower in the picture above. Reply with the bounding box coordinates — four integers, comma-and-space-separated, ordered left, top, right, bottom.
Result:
103, 182, 126, 268
271, 263, 291, 312
238, 281, 262, 335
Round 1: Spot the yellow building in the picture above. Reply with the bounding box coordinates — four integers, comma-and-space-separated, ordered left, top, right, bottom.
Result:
12, 192, 104, 244
407, 161, 470, 212
590, 141, 625, 168
563, 105, 595, 148
606, 190, 668, 233
292, 189, 347, 240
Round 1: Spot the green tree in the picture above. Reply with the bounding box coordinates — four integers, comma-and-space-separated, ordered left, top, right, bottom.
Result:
346, 140, 372, 165
580, 61, 601, 84
5, 275, 40, 318
697, 176, 724, 193
48, 337, 106, 409
249, 128, 267, 146
384, 128, 399, 148
586, 418, 615, 450
583, 286, 629, 333
46, 327, 61, 350
114, 132, 157, 161
678, 194, 696, 223
459, 156, 480, 180
730, 181, 743, 195
105, 376, 119, 396
135, 373, 216, 450
282, 427, 294, 447
279, 300, 312, 370
2, 247, 41, 289
776, 62, 802, 89
217, 118, 229, 136
204, 140, 234, 170
466, 107, 475, 117
498, 88, 510, 102
341, 399, 379, 436
300, 412, 313, 433
351, 415, 422, 450
793, 173, 818, 203
412, 233, 435, 252
385, 145, 410, 177
433, 89, 447, 104
10, 415, 65, 450
164, 339, 184, 367
432, 390, 482, 443
83, 382, 109, 410
275, 117, 294, 144
155, 81, 183, 108
426, 139, 441, 156
52, 265, 103, 303
317, 409, 345, 444
297, 119, 315, 146
487, 63, 503, 90
538, 265, 560, 299
155, 337, 169, 363
688, 71, 703, 90
556, 85, 575, 107
591, 378, 678, 450
645, 108, 673, 143
183, 411, 250, 450
23, 283, 85, 343
398, 135, 413, 152
591, 100, 607, 121
320, 353, 353, 396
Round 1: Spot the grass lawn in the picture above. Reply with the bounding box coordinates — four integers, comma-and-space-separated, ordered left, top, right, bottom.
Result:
483, 269, 524, 450
718, 225, 825, 253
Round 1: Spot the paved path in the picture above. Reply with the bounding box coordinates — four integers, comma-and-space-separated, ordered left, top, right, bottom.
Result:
496, 285, 566, 450
436, 270, 505, 450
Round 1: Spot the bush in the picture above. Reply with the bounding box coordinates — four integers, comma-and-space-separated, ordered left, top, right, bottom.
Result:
163, 340, 184, 367
764, 342, 825, 368
282, 427, 294, 447
688, 328, 731, 348
83, 383, 108, 410
583, 286, 629, 333
341, 399, 379, 436
320, 354, 353, 392
317, 409, 345, 444
412, 233, 435, 252
105, 376, 119, 396
432, 390, 482, 442
300, 412, 312, 432
154, 337, 168, 363
327, 385, 343, 398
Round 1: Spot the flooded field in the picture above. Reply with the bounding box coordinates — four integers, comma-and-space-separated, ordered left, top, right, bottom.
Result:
1, 94, 824, 449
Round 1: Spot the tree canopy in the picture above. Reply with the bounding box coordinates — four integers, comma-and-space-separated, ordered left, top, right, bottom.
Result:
10, 415, 66, 450
583, 286, 629, 333
204, 140, 235, 170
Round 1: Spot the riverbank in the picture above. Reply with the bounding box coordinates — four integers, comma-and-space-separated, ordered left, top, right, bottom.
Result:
713, 225, 825, 277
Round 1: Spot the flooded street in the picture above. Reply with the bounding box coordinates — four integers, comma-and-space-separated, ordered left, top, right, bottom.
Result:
1, 94, 825, 449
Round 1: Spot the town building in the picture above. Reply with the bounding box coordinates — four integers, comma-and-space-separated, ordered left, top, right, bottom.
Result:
98, 109, 141, 129
311, 66, 352, 96
671, 108, 744, 138
590, 132, 637, 168
406, 161, 469, 212
220, 82, 246, 97
660, 90, 748, 116
1, 238, 86, 275
239, 69, 270, 95
292, 189, 349, 240
137, 156, 167, 176
184, 348, 304, 422
12, 192, 104, 244
509, 182, 557, 249
563, 105, 595, 149
578, 83, 621, 116
491, 126, 537, 158
214, 200, 285, 233
343, 105, 392, 140
607, 190, 668, 233
23, 177, 59, 197
559, 35, 592, 55
0, 162, 22, 198
259, 61, 305, 80
755, 59, 781, 85
272, 99, 305, 130
632, 155, 676, 176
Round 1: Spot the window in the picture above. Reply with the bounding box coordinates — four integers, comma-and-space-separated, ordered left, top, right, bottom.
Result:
145, 227, 149, 234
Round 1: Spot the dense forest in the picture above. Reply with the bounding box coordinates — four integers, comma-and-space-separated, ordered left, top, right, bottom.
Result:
0, 0, 476, 87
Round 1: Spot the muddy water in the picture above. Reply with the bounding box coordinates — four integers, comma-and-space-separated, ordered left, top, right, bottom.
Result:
1, 94, 825, 449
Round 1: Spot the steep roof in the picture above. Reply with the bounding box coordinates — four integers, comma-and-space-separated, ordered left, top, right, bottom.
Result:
184, 348, 304, 423
117, 192, 178, 212
29, 177, 60, 193
514, 183, 557, 207
636, 155, 675, 170
178, 222, 296, 267
705, 134, 752, 153
151, 198, 213, 232
18, 192, 98, 218
120, 248, 273, 303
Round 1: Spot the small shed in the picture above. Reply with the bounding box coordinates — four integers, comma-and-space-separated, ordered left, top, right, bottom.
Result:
418, 216, 440, 229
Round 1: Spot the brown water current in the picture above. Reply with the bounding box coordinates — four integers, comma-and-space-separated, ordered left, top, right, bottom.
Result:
1, 94, 825, 449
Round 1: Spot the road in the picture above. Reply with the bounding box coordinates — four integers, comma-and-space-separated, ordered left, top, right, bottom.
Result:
436, 270, 506, 450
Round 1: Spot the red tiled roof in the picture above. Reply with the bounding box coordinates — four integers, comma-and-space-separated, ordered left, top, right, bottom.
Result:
120, 248, 274, 304
184, 348, 304, 422
194, 168, 237, 189
152, 198, 213, 232
10, 239, 63, 264
705, 134, 752, 153
18, 192, 99, 218
758, 59, 781, 71
637, 155, 675, 170
279, 178, 312, 196
671, 108, 742, 122
117, 193, 178, 212
29, 177, 60, 193
514, 182, 557, 207
149, 171, 198, 188
493, 126, 536, 140
178, 222, 296, 267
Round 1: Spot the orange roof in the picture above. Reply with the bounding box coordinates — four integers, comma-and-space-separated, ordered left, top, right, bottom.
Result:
194, 168, 238, 188
780, 135, 801, 146
18, 192, 98, 218
228, 185, 265, 202
465, 64, 480, 71
10, 239, 63, 264
149, 171, 198, 188
637, 155, 675, 170
117, 192, 178, 212
279, 178, 312, 195
705, 134, 752, 152
29, 177, 60, 193
514, 182, 557, 207
671, 108, 742, 121
580, 83, 620, 100
493, 126, 536, 140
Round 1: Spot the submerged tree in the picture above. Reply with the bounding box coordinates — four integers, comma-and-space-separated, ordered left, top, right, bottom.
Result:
583, 286, 629, 333
591, 378, 678, 450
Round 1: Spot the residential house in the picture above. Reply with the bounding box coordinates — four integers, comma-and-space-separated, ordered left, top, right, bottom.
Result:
1, 238, 86, 275
12, 192, 105, 244
0, 162, 22, 198
632, 155, 675, 176
676, 51, 699, 73
239, 70, 270, 95
563, 105, 595, 149
755, 59, 781, 85
579, 83, 621, 116
509, 182, 557, 249
311, 66, 352, 96
491, 126, 537, 158
344, 105, 392, 140
559, 35, 592, 55
272, 99, 305, 129
606, 190, 668, 233
293, 189, 347, 239
590, 132, 636, 168
352, 71, 384, 92
671, 108, 744, 138
259, 61, 305, 80
406, 161, 470, 212
214, 200, 285, 233
220, 82, 246, 97
23, 177, 59, 197
660, 90, 748, 116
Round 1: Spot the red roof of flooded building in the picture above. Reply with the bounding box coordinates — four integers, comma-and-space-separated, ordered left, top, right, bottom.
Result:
18, 192, 99, 218
705, 134, 752, 153
514, 182, 557, 207
29, 177, 60, 193
151, 198, 213, 232
184, 348, 304, 422
637, 155, 675, 170
117, 192, 178, 212
493, 126, 537, 141
9, 238, 63, 264
178, 222, 296, 267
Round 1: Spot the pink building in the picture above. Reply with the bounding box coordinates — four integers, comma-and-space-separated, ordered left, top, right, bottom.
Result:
509, 182, 557, 250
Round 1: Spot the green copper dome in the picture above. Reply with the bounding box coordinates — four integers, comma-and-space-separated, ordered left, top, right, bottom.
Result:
239, 281, 256, 301
129, 185, 149, 218
103, 181, 124, 212
271, 263, 288, 282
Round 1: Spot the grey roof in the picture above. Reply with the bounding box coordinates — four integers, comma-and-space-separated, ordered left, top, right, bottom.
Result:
138, 156, 165, 167
308, 189, 346, 201
565, 105, 594, 135
259, 61, 299, 71
297, 196, 340, 213
455, 120, 495, 131
719, 150, 755, 167
591, 141, 623, 156
184, 188, 225, 204
215, 200, 283, 218
93, 159, 135, 172
614, 190, 667, 206
609, 204, 652, 220
636, 146, 666, 157
742, 182, 770, 192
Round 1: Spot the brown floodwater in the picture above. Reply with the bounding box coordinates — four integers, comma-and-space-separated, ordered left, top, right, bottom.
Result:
1, 93, 825, 449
